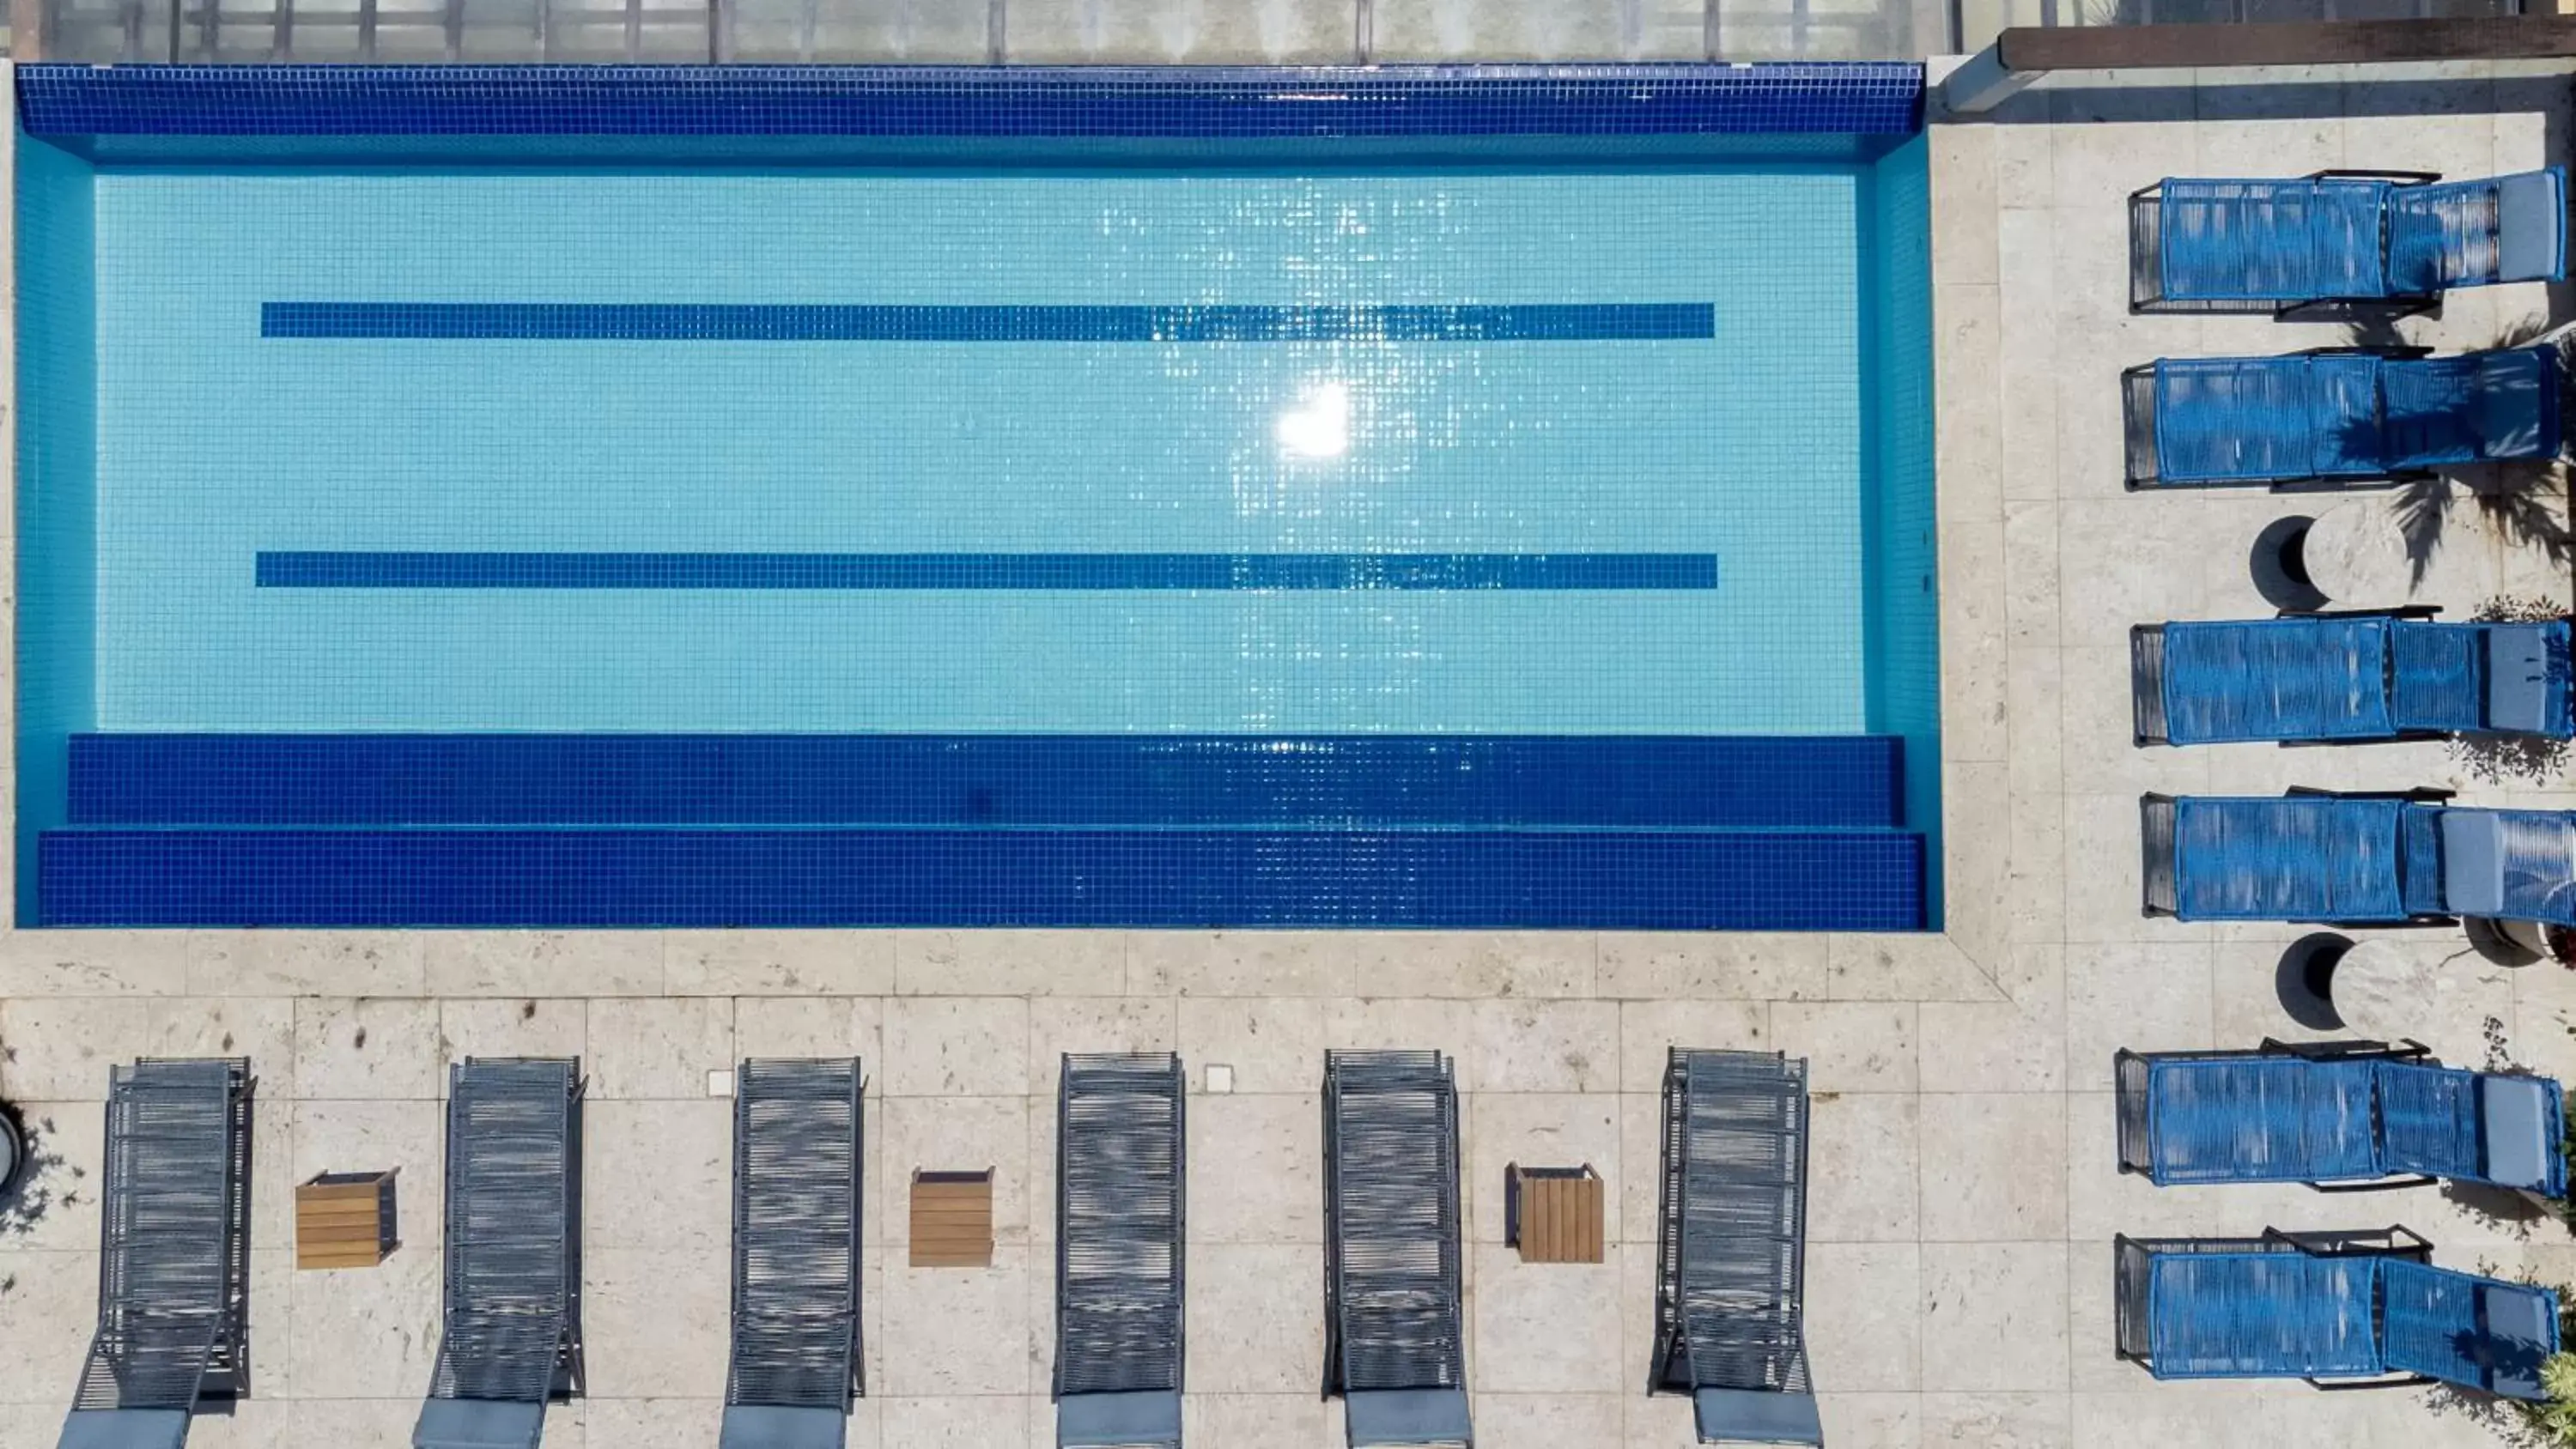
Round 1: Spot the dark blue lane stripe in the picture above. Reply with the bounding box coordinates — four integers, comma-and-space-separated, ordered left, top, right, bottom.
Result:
36, 827, 1928, 931
67, 734, 1903, 829
255, 552, 1718, 590
260, 302, 1715, 343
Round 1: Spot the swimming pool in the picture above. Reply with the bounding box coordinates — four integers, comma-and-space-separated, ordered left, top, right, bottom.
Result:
15, 64, 1937, 929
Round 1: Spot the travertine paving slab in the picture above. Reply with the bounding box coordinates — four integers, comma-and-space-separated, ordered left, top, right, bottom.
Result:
586, 997, 734, 1099
293, 996, 440, 1100
1921, 1241, 2069, 1391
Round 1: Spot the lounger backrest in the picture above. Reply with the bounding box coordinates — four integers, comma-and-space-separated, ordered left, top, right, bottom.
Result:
2433, 808, 2576, 925
1671, 1050, 1812, 1396
2477, 621, 2574, 738
2379, 1260, 2559, 1397
2376, 1062, 2569, 1196
1055, 1052, 1185, 1399
2386, 623, 2486, 734
2391, 619, 2572, 738
2378, 354, 2485, 466
2493, 167, 2569, 282
2390, 168, 2568, 289
726, 1058, 863, 1414
2467, 347, 2562, 460
71, 1058, 250, 1414
1322, 1051, 1465, 1396
2372, 1060, 2484, 1185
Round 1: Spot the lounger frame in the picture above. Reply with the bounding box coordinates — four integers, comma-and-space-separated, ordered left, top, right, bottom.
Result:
721, 1056, 864, 1449
2130, 609, 2451, 748
2129, 170, 2444, 319
1321, 1049, 1470, 1449
2119, 345, 2441, 492
417, 1057, 586, 1448
2112, 1226, 2440, 1392
2114, 1039, 2444, 1191
63, 1058, 256, 1442
2138, 787, 2458, 922
2132, 626, 2168, 747
1054, 1052, 1186, 1449
1649, 1048, 1819, 1447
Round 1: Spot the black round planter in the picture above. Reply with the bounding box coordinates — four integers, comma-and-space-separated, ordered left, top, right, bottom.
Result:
2276, 932, 2351, 1031
2251, 516, 2330, 614
2465, 915, 2547, 967
0, 1100, 23, 1201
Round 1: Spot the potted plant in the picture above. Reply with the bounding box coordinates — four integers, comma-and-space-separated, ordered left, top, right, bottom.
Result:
2451, 593, 2576, 789
2473, 916, 2553, 967
2518, 1354, 2576, 1446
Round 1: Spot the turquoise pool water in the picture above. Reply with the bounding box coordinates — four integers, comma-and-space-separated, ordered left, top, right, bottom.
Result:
18, 116, 1937, 928
92, 161, 1880, 734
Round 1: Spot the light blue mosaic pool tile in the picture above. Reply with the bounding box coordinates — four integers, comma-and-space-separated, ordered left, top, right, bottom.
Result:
89, 164, 1872, 737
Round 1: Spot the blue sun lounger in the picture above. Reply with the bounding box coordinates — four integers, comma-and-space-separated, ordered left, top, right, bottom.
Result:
2131, 167, 2568, 316
2142, 791, 2576, 925
2122, 345, 2563, 488
2116, 1040, 2567, 1197
2115, 1228, 2556, 1399
2131, 615, 2573, 745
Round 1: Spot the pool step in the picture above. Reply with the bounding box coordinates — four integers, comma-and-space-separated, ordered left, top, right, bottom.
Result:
37, 826, 1927, 931
67, 733, 1908, 830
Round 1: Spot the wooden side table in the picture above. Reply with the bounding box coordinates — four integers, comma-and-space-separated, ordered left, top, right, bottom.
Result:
909, 1169, 994, 1268
1505, 1163, 1604, 1264
295, 1169, 398, 1270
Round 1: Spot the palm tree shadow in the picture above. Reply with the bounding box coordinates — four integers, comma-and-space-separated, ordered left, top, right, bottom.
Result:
2391, 467, 2576, 594
2441, 1179, 2555, 1239
2329, 313, 2576, 591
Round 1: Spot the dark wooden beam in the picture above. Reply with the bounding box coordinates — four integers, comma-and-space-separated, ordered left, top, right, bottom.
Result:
1996, 14, 2576, 72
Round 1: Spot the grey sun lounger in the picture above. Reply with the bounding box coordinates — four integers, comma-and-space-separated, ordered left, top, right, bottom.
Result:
720, 1058, 865, 1449
1054, 1053, 1187, 1449
415, 1058, 585, 1449
1649, 1050, 1820, 1447
58, 1058, 253, 1449
1322, 1050, 1472, 1449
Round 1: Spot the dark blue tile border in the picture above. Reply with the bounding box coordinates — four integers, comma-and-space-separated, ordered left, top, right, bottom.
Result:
16, 63, 1925, 140
254, 552, 1721, 590
36, 826, 1929, 930
67, 733, 1905, 829
262, 301, 1716, 342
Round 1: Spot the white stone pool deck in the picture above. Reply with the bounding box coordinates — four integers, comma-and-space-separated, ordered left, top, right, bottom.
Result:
3, 58, 2576, 1449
